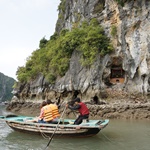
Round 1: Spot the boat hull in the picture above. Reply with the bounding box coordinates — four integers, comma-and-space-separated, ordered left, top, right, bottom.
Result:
5, 116, 109, 137
6, 121, 100, 137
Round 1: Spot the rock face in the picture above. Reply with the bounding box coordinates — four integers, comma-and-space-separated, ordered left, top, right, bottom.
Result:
6, 100, 150, 120
0, 72, 15, 102
13, 0, 150, 103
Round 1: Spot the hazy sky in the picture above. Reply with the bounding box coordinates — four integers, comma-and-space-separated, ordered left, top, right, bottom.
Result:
0, 0, 60, 80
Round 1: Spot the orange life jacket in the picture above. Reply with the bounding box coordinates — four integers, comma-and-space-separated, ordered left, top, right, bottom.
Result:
49, 104, 60, 118
43, 105, 54, 122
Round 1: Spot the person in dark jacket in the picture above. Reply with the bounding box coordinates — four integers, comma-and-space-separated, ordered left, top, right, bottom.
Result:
68, 97, 89, 125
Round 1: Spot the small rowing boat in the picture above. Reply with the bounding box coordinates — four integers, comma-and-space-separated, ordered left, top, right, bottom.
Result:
1, 115, 109, 137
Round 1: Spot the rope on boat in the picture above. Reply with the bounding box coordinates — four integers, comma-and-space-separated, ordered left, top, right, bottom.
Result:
37, 124, 51, 139
100, 131, 113, 143
43, 105, 67, 150
100, 130, 123, 149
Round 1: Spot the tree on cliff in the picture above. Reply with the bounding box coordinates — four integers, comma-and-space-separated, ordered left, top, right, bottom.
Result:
16, 18, 114, 84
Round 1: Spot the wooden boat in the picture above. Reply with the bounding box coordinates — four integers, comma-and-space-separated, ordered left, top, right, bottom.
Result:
1, 115, 109, 137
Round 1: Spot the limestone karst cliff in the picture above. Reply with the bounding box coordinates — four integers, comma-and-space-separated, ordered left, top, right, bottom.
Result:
0, 72, 15, 102
13, 0, 150, 103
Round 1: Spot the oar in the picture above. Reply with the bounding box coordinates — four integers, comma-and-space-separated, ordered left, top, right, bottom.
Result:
71, 110, 78, 118
44, 105, 67, 150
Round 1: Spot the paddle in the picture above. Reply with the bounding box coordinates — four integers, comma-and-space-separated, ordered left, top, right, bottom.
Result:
44, 105, 67, 150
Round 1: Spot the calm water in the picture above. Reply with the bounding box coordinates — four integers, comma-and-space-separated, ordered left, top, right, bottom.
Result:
0, 106, 150, 150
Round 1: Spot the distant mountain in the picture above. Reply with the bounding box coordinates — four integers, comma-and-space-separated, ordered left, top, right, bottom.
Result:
0, 72, 16, 102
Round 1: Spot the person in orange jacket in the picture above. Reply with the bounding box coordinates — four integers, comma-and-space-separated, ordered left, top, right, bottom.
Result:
46, 99, 60, 123
37, 101, 47, 123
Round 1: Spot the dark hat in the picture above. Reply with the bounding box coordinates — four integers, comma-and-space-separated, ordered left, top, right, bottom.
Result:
46, 99, 52, 104
74, 97, 81, 103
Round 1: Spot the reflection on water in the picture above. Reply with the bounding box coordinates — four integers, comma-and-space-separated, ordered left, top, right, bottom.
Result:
0, 106, 150, 150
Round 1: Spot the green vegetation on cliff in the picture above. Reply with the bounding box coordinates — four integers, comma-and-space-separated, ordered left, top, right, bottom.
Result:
16, 19, 114, 83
